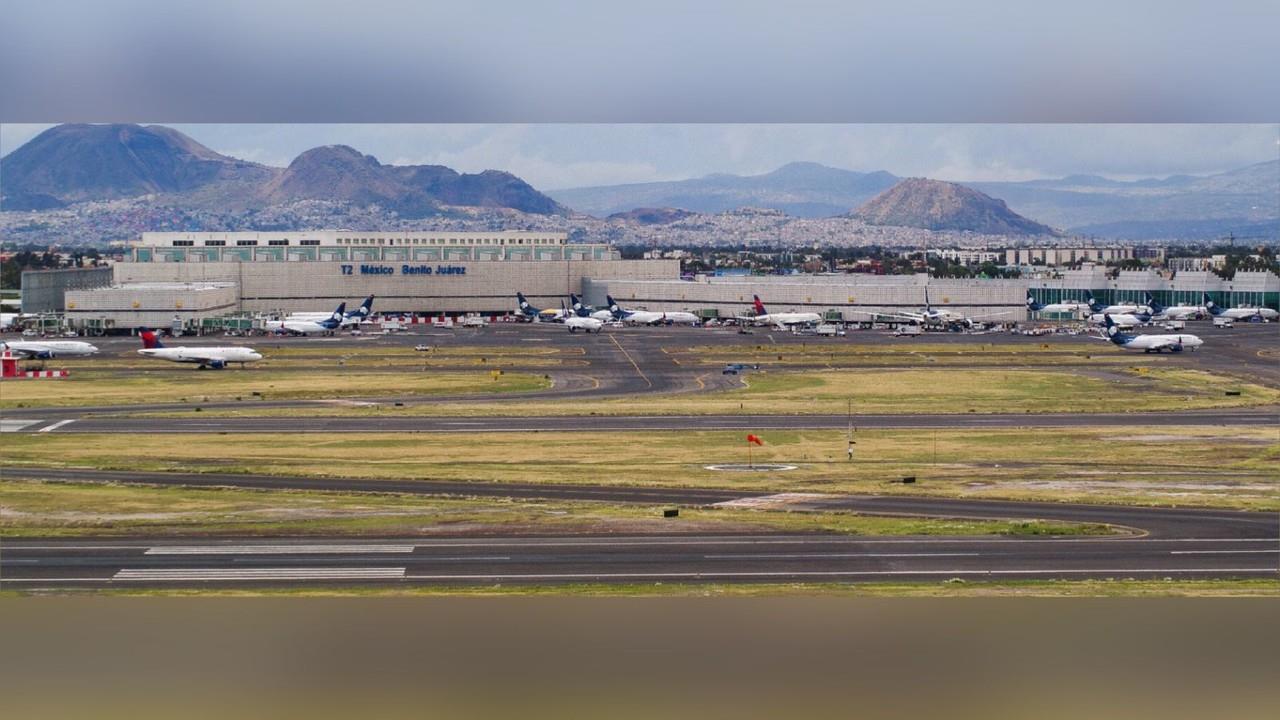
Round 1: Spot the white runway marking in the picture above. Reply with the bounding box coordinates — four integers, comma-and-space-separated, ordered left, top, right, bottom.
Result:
1169, 549, 1279, 555
145, 544, 417, 555
400, 567, 1280, 581
0, 419, 43, 433
112, 567, 407, 580
714, 493, 834, 509
37, 419, 76, 433
702, 552, 983, 559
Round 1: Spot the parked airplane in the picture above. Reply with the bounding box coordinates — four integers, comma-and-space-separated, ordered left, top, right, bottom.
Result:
1203, 292, 1277, 322
888, 287, 1013, 328
1025, 295, 1090, 315
1087, 309, 1151, 328
1145, 292, 1204, 321
286, 295, 375, 327
137, 329, 263, 368
1086, 292, 1141, 315
1099, 315, 1202, 353
262, 303, 345, 335
569, 294, 600, 319
743, 295, 823, 328
0, 339, 99, 359
606, 296, 701, 325
515, 292, 566, 322
561, 301, 603, 333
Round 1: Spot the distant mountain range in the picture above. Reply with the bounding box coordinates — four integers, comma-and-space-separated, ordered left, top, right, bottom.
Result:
851, 178, 1061, 236
0, 124, 566, 217
554, 159, 1279, 239
1, 124, 1275, 241
552, 162, 900, 219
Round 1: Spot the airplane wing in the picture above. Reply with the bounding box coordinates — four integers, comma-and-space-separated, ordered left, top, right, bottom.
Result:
2, 344, 41, 358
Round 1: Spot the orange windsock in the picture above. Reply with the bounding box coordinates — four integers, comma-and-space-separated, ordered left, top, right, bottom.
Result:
746, 434, 764, 446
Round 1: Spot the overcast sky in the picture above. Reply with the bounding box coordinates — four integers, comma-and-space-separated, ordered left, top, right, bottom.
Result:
2, 123, 1276, 190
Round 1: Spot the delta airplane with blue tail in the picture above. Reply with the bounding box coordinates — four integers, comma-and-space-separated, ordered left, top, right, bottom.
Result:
137, 329, 263, 369
1098, 314, 1202, 353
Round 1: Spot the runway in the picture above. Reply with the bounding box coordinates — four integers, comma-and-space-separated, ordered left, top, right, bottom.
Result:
2, 465, 1276, 588
5, 407, 1276, 433
3, 533, 1275, 588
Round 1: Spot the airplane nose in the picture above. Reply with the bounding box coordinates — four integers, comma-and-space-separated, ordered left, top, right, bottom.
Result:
87, 345, 99, 353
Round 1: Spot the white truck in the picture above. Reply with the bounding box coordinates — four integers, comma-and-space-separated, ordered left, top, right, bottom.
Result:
893, 325, 923, 337
814, 324, 846, 336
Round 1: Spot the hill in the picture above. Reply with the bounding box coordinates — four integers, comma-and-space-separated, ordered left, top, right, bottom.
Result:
1, 125, 567, 217
852, 178, 1060, 236
0, 124, 273, 208
551, 162, 899, 218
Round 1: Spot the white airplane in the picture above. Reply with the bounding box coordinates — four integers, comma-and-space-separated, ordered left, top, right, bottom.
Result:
137, 328, 263, 369
285, 295, 375, 327
742, 295, 823, 328
1086, 292, 1142, 315
1203, 292, 1278, 322
0, 312, 21, 330
561, 301, 603, 333
262, 303, 346, 335
605, 296, 701, 325
0, 339, 99, 359
1087, 311, 1150, 328
1144, 293, 1204, 321
1100, 315, 1202, 353
515, 292, 567, 322
1025, 295, 1089, 315
887, 287, 1013, 328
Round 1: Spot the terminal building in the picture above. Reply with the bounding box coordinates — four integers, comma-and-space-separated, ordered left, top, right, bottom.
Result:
47, 230, 1280, 332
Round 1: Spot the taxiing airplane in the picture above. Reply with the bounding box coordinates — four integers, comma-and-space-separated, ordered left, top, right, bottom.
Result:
262, 303, 346, 335
0, 339, 99, 359
743, 295, 823, 328
606, 296, 701, 325
515, 293, 566, 322
561, 300, 603, 333
137, 329, 263, 369
1099, 314, 1202, 353
1203, 292, 1277, 322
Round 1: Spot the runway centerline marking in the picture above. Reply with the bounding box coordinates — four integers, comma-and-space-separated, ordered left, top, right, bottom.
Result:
112, 567, 407, 580
145, 544, 417, 555
703, 552, 983, 559
608, 335, 651, 388
1169, 549, 1279, 555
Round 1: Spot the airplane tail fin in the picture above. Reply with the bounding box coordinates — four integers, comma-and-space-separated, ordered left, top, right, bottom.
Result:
349, 295, 375, 319
752, 295, 767, 316
139, 328, 164, 349
1026, 294, 1044, 312
1145, 292, 1165, 314
1202, 292, 1222, 315
1102, 315, 1128, 345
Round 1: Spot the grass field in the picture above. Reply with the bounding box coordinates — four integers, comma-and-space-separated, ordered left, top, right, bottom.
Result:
74, 579, 1280, 598
123, 366, 1280, 417
0, 369, 551, 408
0, 479, 1106, 537
668, 341, 1156, 368
5, 426, 1276, 508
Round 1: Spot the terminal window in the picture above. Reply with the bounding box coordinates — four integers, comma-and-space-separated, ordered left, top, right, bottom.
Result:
268, 240, 290, 246
205, 240, 225, 246
237, 240, 258, 246
300, 240, 320, 246
172, 240, 194, 246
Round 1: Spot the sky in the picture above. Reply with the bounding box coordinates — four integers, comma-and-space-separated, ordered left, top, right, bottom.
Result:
3, 123, 1277, 190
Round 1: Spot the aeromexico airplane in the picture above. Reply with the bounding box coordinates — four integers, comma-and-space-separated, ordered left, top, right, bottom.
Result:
1204, 292, 1278, 322
1144, 292, 1204, 321
286, 295, 375, 327
262, 303, 346, 334
137, 329, 263, 369
1085, 292, 1142, 315
1025, 295, 1090, 315
515, 293, 566, 322
1100, 314, 1202, 353
605, 296, 700, 325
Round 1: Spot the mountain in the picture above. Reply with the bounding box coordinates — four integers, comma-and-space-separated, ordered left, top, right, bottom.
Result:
967, 160, 1279, 238
1, 125, 567, 217
605, 207, 696, 225
0, 124, 273, 209
852, 178, 1060, 236
551, 162, 900, 218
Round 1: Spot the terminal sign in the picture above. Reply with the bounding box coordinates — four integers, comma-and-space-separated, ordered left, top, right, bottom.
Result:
340, 264, 467, 276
